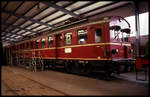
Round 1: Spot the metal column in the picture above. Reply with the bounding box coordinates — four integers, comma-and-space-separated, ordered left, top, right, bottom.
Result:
134, 1, 141, 56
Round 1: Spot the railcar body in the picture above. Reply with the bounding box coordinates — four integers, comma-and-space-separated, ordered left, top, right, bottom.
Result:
7, 16, 134, 76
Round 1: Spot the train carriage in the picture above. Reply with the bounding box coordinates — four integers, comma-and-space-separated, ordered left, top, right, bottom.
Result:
7, 16, 134, 77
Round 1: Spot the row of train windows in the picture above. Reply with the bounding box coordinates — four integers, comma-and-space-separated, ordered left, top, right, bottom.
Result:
18, 37, 54, 49
59, 28, 102, 46
35, 37, 53, 49
19, 28, 102, 49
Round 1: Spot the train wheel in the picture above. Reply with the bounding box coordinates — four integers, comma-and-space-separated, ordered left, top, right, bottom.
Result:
65, 62, 73, 73
104, 64, 113, 80
49, 64, 55, 70
84, 64, 92, 75
71, 63, 85, 75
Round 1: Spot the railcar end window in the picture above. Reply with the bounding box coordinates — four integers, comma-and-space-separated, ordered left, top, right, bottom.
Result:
36, 40, 39, 49
42, 38, 46, 48
78, 29, 88, 44
48, 37, 53, 47
65, 32, 72, 45
95, 28, 102, 43
123, 32, 129, 42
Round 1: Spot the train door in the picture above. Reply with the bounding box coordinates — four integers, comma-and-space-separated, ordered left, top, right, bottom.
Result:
124, 46, 128, 58
56, 34, 63, 59
92, 25, 106, 58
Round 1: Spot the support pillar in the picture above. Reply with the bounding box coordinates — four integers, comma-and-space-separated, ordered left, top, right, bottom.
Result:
133, 1, 141, 57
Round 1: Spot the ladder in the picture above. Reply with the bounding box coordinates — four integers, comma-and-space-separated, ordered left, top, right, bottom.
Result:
30, 51, 44, 72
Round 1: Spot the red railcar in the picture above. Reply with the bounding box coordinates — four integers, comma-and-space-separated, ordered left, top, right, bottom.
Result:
8, 16, 134, 76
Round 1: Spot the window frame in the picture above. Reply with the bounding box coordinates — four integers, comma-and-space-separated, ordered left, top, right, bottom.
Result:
95, 28, 102, 43
77, 29, 88, 44
22, 43, 24, 49
26, 41, 29, 49
48, 36, 54, 48
30, 41, 33, 49
64, 32, 72, 46
41, 38, 46, 48
36, 39, 40, 49
57, 34, 63, 47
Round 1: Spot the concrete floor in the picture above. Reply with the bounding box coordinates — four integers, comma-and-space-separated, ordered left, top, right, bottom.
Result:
1, 66, 149, 96
1, 67, 66, 96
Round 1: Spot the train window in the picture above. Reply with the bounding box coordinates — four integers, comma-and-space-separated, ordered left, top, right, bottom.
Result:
26, 42, 29, 49
95, 29, 102, 43
78, 29, 88, 44
42, 38, 46, 48
30, 41, 33, 49
48, 36, 53, 47
22, 43, 25, 49
110, 26, 122, 42
36, 39, 39, 49
123, 32, 129, 42
22, 43, 24, 49
65, 32, 72, 45
59, 35, 63, 46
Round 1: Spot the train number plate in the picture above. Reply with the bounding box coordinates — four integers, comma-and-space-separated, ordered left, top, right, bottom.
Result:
65, 48, 72, 53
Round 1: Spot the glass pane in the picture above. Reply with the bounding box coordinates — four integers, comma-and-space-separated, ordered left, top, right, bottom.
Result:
36, 40, 39, 49
123, 32, 129, 42
31, 41, 33, 49
22, 44, 24, 49
110, 28, 122, 42
65, 32, 72, 45
48, 37, 53, 47
95, 29, 102, 43
78, 29, 87, 44
59, 35, 62, 46
42, 38, 46, 48
26, 42, 29, 48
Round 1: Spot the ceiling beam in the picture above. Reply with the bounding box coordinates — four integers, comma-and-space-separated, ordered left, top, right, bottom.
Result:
86, 2, 130, 18
3, 3, 49, 39
3, 23, 37, 34
20, 1, 77, 35
3, 2, 39, 34
2, 1, 8, 9
80, 1, 119, 16
2, 38, 16, 43
2, 30, 23, 38
46, 1, 98, 27
2, 30, 36, 41
42, 1, 80, 19
3, 2, 25, 31
2, 9, 54, 28
3, 1, 24, 25
72, 1, 98, 12
26, 1, 96, 35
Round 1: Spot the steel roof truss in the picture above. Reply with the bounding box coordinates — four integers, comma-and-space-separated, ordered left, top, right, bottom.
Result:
42, 1, 80, 19
2, 9, 54, 28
